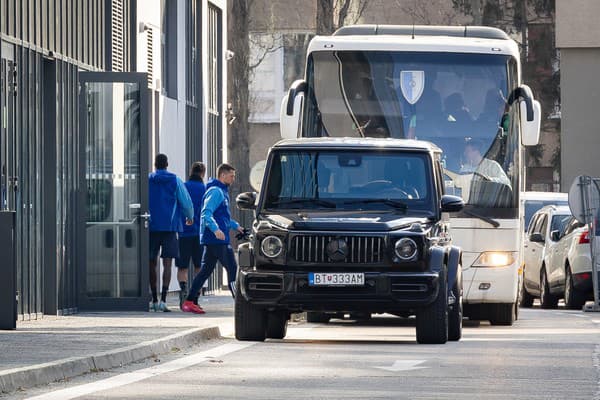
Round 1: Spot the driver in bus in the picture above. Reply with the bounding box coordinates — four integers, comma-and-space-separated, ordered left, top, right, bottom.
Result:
460, 139, 511, 187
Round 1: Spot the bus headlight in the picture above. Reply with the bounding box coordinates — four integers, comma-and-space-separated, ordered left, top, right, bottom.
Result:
472, 251, 515, 267
261, 236, 283, 258
394, 238, 418, 260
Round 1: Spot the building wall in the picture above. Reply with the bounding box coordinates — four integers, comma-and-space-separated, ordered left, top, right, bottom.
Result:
556, 0, 600, 190
558, 48, 600, 189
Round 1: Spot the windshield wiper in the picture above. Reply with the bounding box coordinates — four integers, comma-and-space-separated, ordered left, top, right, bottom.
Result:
268, 199, 337, 208
343, 199, 408, 211
462, 209, 500, 228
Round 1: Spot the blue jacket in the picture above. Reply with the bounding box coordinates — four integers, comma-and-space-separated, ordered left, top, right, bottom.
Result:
180, 178, 206, 238
149, 169, 193, 232
200, 178, 239, 245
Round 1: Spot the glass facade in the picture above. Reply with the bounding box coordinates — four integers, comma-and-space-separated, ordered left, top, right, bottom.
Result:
0, 0, 133, 316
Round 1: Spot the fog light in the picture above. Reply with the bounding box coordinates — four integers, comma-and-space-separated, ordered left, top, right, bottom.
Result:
479, 283, 491, 290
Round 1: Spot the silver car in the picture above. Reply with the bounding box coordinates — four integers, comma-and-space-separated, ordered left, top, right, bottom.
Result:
521, 205, 572, 308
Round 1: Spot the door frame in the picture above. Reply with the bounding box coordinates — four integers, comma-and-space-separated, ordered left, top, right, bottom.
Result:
77, 72, 149, 311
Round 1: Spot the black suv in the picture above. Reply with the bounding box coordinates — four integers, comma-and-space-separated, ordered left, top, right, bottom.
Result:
235, 138, 464, 344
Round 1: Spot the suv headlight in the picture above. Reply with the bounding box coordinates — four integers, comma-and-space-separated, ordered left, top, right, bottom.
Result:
394, 238, 418, 260
261, 235, 283, 258
472, 251, 515, 267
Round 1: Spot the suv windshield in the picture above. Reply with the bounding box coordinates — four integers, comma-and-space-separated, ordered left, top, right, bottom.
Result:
263, 150, 434, 214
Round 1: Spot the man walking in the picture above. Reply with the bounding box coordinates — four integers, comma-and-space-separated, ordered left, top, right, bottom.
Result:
182, 163, 244, 314
149, 154, 193, 312
175, 161, 206, 309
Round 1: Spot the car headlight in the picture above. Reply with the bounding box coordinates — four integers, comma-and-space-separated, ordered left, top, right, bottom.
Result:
394, 238, 418, 260
472, 251, 515, 267
261, 235, 283, 258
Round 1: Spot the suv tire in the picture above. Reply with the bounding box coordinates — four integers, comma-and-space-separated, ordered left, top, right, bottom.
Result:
489, 303, 515, 325
540, 268, 559, 309
520, 278, 534, 308
266, 311, 288, 339
448, 279, 462, 341
235, 284, 267, 341
416, 268, 448, 344
306, 312, 330, 323
564, 267, 587, 310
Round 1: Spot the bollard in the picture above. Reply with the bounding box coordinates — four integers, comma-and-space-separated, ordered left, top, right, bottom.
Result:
0, 211, 16, 329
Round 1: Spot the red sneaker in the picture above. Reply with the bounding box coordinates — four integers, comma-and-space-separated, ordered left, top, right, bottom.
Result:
181, 300, 205, 314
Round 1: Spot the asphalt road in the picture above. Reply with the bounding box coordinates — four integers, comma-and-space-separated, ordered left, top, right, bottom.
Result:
10, 307, 600, 400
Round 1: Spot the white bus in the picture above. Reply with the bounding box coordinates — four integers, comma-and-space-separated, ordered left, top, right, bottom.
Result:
280, 25, 541, 325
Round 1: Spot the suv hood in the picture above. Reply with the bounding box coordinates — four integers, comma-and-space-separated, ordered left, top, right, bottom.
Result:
260, 211, 431, 232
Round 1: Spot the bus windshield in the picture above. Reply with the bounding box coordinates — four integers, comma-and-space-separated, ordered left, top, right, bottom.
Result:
303, 51, 519, 216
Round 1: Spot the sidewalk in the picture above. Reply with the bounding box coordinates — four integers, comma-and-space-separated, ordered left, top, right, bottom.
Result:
0, 293, 234, 394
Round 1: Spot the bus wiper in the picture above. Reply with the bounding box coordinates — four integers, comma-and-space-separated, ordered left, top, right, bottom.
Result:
462, 209, 500, 228
343, 199, 408, 211
269, 199, 337, 208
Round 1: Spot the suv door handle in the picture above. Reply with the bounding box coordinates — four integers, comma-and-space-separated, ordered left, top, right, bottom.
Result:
140, 212, 150, 219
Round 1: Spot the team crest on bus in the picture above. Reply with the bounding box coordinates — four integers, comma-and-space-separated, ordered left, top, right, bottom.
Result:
400, 71, 425, 105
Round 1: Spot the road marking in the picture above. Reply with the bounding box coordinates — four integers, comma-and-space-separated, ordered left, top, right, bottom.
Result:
25, 342, 254, 400
374, 360, 428, 372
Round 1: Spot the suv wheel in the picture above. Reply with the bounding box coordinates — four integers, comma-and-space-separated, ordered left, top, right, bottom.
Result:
540, 268, 559, 309
564, 267, 587, 310
489, 303, 516, 326
266, 311, 288, 339
306, 312, 331, 323
235, 283, 267, 341
520, 278, 534, 308
416, 268, 448, 344
448, 279, 462, 341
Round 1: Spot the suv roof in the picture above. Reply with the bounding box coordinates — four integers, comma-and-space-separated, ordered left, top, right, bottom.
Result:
273, 137, 442, 154
535, 204, 571, 215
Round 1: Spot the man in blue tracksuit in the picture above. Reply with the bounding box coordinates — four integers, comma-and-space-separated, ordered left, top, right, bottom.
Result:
182, 163, 244, 314
175, 161, 206, 309
149, 154, 193, 312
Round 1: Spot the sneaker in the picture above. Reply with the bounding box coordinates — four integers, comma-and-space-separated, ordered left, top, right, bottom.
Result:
158, 301, 172, 312
150, 302, 159, 312
179, 290, 188, 310
181, 300, 205, 314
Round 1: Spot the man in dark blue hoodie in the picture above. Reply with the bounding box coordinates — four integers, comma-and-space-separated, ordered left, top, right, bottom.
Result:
175, 161, 206, 309
149, 154, 193, 312
182, 163, 244, 314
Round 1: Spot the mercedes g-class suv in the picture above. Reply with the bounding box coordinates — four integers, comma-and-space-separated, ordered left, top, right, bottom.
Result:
235, 137, 464, 344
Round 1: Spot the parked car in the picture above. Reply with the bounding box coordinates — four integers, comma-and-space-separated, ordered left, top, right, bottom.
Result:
521, 205, 572, 308
543, 216, 593, 309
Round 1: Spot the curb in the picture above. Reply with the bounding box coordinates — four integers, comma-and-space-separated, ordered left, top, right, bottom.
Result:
0, 326, 221, 394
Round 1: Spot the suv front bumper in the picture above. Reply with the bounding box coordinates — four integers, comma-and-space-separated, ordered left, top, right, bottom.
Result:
239, 270, 440, 313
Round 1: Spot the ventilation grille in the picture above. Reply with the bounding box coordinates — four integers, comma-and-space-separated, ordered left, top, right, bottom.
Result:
290, 235, 384, 264
146, 27, 154, 88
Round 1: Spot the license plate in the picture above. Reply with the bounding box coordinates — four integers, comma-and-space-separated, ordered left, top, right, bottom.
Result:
308, 272, 364, 286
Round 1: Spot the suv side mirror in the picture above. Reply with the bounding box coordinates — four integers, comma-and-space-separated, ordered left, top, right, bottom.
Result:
236, 192, 257, 210
441, 195, 464, 213
529, 232, 545, 243
550, 230, 561, 242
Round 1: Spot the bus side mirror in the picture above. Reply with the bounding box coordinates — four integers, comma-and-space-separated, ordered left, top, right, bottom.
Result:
521, 99, 541, 146
280, 80, 306, 139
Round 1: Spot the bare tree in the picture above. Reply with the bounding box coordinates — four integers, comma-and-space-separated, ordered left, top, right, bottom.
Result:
317, 0, 369, 35
398, 0, 467, 25
228, 0, 253, 207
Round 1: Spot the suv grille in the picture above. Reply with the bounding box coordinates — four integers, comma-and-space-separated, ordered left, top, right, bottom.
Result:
290, 235, 384, 264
